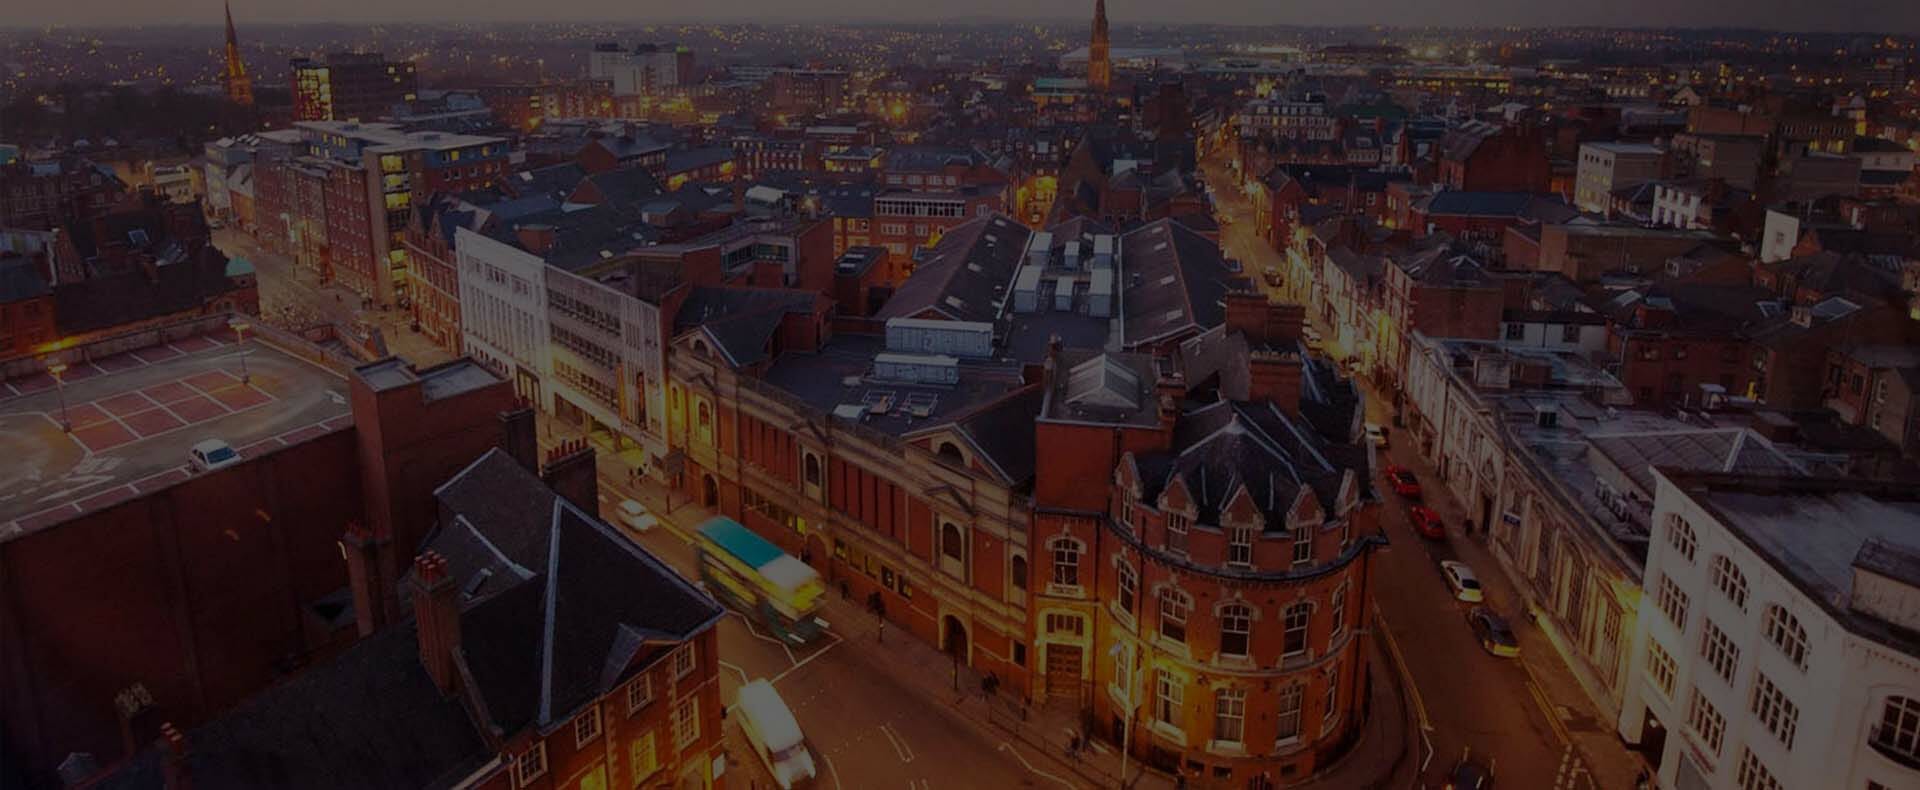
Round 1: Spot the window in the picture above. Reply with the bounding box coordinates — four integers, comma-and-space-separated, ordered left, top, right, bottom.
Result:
630, 732, 660, 784
1735, 748, 1781, 790
1046, 612, 1085, 636
1873, 696, 1920, 765
1275, 683, 1304, 741
1561, 323, 1582, 343
1165, 512, 1190, 556
1666, 514, 1697, 563
1010, 554, 1028, 592
1711, 556, 1749, 610
626, 672, 654, 713
1292, 524, 1314, 566
1116, 562, 1137, 616
1657, 574, 1690, 631
1117, 500, 1135, 533
1227, 525, 1254, 566
514, 742, 548, 784
1646, 641, 1678, 698
940, 523, 966, 578
1763, 605, 1808, 669
804, 453, 822, 486
1322, 666, 1340, 728
673, 643, 697, 680
1112, 642, 1133, 691
1213, 689, 1246, 745
1687, 688, 1726, 755
1154, 670, 1183, 725
673, 697, 700, 749
1330, 583, 1348, 640
1701, 620, 1740, 685
1051, 538, 1081, 587
1219, 603, 1252, 658
1282, 602, 1311, 657
1749, 673, 1798, 749
1504, 323, 1525, 340
1158, 588, 1191, 644
573, 704, 602, 746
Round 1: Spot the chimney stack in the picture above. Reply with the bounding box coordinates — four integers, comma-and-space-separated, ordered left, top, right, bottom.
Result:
409, 552, 462, 696
159, 722, 190, 790
1247, 349, 1304, 413
498, 403, 539, 473
341, 521, 389, 637
542, 439, 599, 515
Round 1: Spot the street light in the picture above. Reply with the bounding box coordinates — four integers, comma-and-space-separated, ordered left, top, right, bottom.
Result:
46, 360, 70, 432
1109, 641, 1140, 789
229, 319, 251, 384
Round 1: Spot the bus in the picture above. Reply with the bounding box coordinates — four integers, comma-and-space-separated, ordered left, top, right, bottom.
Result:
693, 517, 828, 645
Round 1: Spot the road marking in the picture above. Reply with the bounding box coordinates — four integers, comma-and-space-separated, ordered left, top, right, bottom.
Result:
879, 723, 915, 763
1527, 677, 1571, 747
996, 742, 1076, 790
718, 659, 750, 685
1371, 605, 1433, 731
770, 631, 842, 686
728, 610, 799, 665
821, 753, 844, 790
1420, 728, 1435, 773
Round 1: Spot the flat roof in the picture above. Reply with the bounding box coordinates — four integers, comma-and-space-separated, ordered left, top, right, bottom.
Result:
0, 332, 352, 538
761, 334, 1024, 437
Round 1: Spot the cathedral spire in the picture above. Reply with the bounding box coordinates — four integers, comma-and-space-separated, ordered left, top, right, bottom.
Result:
1088, 0, 1112, 93
223, 0, 254, 107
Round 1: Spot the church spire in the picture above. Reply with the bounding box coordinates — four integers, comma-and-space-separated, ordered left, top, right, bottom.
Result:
222, 0, 254, 107
1088, 0, 1112, 93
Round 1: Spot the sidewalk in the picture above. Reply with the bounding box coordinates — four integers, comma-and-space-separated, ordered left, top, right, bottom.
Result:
1360, 385, 1639, 790
551, 425, 1417, 790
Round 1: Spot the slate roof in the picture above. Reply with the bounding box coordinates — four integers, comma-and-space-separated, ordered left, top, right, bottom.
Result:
573, 166, 666, 207
52, 247, 239, 334
665, 146, 735, 175
0, 255, 49, 302
1136, 399, 1355, 531
917, 382, 1045, 488
1589, 428, 1805, 496
505, 162, 588, 201
1421, 191, 1575, 224
877, 214, 1030, 324
673, 286, 822, 368
425, 449, 724, 734
1121, 218, 1245, 348
93, 624, 490, 790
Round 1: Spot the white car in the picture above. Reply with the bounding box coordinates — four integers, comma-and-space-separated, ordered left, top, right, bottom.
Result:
616, 499, 658, 532
188, 439, 242, 472
1364, 423, 1389, 448
1441, 560, 1485, 603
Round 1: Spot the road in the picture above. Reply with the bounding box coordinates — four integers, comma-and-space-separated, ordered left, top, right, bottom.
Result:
578, 457, 1067, 790
1203, 145, 1589, 789
213, 227, 452, 367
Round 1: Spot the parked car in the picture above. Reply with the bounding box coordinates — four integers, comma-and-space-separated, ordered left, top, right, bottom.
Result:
1262, 266, 1284, 287
1383, 465, 1421, 498
1444, 748, 1495, 789
1467, 606, 1521, 658
1409, 504, 1445, 539
736, 679, 817, 789
1441, 560, 1485, 603
616, 499, 658, 532
1364, 423, 1389, 448
188, 439, 242, 472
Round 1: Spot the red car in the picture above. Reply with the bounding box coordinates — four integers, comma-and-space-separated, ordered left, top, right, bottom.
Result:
1409, 504, 1444, 539
1384, 465, 1422, 498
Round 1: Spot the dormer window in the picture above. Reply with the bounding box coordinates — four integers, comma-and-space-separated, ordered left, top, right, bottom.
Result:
1165, 512, 1190, 557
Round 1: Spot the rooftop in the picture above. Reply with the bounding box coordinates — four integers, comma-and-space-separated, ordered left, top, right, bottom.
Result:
761, 334, 1026, 437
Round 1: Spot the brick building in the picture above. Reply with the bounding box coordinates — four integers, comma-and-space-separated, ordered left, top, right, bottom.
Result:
0, 156, 125, 231
1435, 122, 1551, 193
290, 52, 419, 122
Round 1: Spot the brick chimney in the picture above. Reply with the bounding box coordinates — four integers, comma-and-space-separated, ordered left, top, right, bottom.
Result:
1247, 349, 1304, 413
541, 439, 599, 514
159, 722, 189, 790
409, 552, 462, 696
498, 403, 539, 474
1223, 290, 1270, 341
341, 521, 389, 638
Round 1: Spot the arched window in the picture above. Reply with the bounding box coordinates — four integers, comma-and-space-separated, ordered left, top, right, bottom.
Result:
936, 441, 964, 464
1010, 554, 1028, 592
1219, 603, 1253, 658
1872, 696, 1920, 765
1050, 537, 1081, 587
1762, 604, 1807, 669
941, 523, 964, 561
1666, 513, 1697, 564
1710, 555, 1748, 610
1158, 588, 1192, 644
803, 453, 821, 486
1282, 601, 1311, 657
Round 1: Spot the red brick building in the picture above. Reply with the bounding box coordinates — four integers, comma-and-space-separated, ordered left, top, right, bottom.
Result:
1435, 122, 1551, 193
0, 254, 57, 358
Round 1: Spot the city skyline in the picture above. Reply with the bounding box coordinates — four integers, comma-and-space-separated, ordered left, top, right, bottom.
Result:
9, 0, 1920, 35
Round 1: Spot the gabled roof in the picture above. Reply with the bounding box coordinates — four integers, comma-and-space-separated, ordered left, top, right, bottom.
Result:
426, 449, 724, 734
1137, 400, 1353, 530
1121, 218, 1244, 348
928, 382, 1046, 488
877, 214, 1031, 324
1590, 428, 1805, 496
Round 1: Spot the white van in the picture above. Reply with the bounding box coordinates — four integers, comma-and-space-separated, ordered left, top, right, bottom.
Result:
736, 679, 816, 789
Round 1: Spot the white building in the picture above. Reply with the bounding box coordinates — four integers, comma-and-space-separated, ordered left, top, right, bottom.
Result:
1620, 471, 1920, 790
1575, 142, 1666, 215
455, 225, 552, 406
588, 43, 684, 97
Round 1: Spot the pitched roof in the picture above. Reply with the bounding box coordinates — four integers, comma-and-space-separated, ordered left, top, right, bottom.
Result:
0, 255, 49, 302
1138, 400, 1354, 530
1121, 218, 1246, 348
425, 449, 724, 734
877, 214, 1030, 324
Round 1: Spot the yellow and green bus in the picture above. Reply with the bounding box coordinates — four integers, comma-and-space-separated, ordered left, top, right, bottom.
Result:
693, 517, 828, 645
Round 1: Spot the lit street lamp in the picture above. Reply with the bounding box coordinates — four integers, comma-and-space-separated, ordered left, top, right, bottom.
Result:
1109, 641, 1140, 789
229, 319, 251, 384
46, 360, 70, 432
